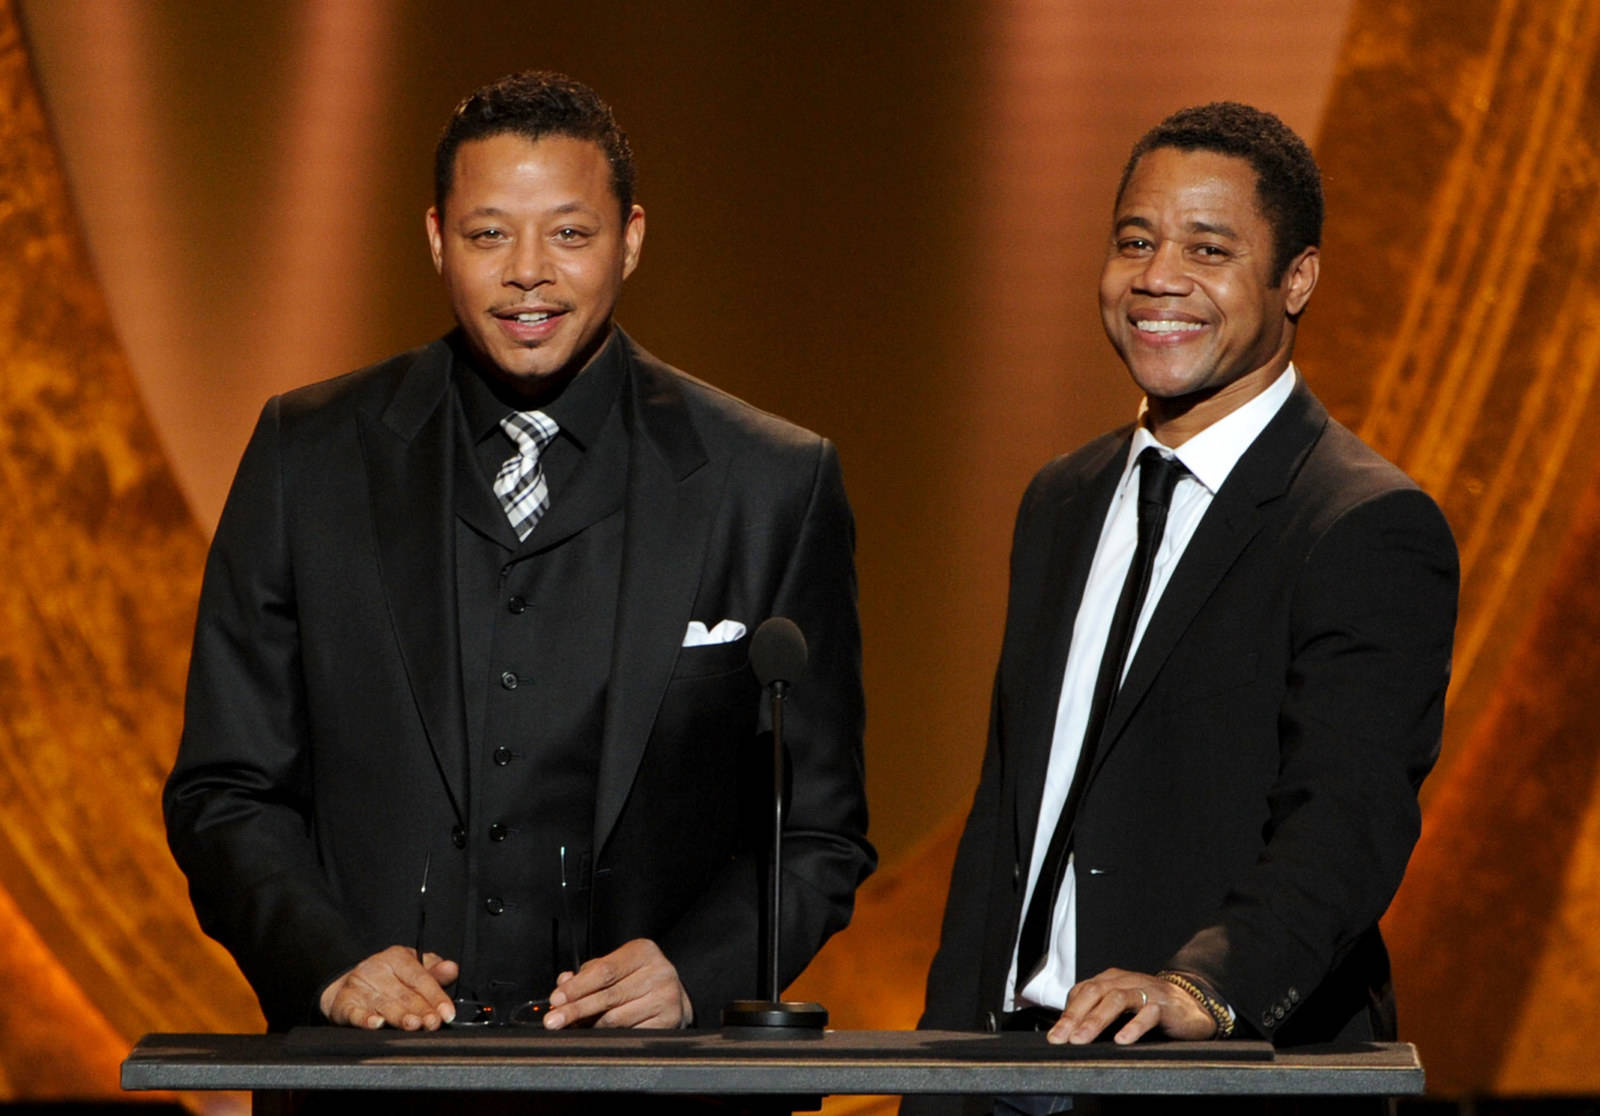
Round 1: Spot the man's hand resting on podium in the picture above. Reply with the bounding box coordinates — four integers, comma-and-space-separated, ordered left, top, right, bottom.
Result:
318, 945, 459, 1031
1049, 967, 1217, 1045
543, 938, 693, 1030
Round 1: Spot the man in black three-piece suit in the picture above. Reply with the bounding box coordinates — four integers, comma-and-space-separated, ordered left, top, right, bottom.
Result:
165, 71, 873, 1036
911, 104, 1458, 1114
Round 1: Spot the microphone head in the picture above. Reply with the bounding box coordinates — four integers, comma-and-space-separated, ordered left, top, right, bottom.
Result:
750, 617, 808, 688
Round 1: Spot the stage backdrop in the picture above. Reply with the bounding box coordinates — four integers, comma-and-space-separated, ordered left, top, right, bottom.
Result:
1, 0, 1596, 1110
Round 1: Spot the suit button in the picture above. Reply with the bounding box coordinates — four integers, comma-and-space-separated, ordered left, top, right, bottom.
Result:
493, 746, 514, 766
984, 1011, 999, 1033
500, 671, 518, 690
484, 896, 505, 916
1287, 987, 1300, 1004
451, 825, 466, 849
489, 822, 509, 842
507, 595, 527, 614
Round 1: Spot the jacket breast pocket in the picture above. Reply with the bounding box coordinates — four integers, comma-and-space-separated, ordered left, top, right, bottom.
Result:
671, 637, 751, 679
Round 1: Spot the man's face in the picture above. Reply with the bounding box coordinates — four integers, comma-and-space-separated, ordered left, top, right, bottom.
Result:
427, 133, 645, 398
1099, 147, 1317, 432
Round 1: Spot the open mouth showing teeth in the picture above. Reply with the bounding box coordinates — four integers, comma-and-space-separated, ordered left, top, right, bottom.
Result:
512, 311, 556, 324
1135, 320, 1205, 333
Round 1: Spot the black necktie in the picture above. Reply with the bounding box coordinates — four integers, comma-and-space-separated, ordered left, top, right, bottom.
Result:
1014, 446, 1187, 989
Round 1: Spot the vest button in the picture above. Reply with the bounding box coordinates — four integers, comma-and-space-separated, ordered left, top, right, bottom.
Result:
451, 825, 466, 849
493, 746, 514, 766
484, 896, 505, 916
500, 671, 518, 690
507, 595, 527, 614
489, 822, 509, 842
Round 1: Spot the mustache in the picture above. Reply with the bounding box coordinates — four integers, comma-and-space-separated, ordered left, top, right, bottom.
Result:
490, 300, 575, 317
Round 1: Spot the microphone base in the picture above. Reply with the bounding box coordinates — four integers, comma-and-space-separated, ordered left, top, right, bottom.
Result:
721, 1000, 829, 1036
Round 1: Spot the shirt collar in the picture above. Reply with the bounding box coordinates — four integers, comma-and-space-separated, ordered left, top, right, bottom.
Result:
1124, 363, 1298, 495
453, 327, 626, 450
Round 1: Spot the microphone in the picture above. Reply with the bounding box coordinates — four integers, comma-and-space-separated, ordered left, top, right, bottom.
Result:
750, 616, 807, 690
721, 617, 828, 1035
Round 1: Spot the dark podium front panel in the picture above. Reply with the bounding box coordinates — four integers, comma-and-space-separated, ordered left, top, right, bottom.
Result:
122, 1029, 1423, 1100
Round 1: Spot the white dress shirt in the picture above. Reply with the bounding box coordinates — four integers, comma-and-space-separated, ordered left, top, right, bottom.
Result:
1007, 364, 1299, 1012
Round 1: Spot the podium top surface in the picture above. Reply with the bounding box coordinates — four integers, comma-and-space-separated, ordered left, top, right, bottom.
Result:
121, 1030, 1424, 1097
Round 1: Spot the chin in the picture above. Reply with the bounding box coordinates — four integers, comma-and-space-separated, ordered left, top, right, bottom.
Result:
1131, 369, 1208, 401
491, 347, 565, 380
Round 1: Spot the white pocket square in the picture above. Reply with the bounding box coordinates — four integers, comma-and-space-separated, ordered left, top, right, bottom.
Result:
682, 619, 747, 647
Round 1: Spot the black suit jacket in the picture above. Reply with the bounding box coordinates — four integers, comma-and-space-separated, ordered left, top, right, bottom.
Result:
917, 379, 1457, 1055
165, 330, 874, 1030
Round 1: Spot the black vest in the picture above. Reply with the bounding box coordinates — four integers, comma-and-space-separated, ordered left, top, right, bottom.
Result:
450, 397, 629, 1005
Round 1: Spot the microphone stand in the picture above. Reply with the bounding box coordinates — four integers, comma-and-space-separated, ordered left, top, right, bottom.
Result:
722, 628, 827, 1034
764, 677, 787, 1002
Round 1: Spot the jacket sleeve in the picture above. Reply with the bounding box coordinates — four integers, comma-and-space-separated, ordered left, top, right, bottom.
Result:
916, 673, 1006, 1031
1166, 486, 1459, 1039
917, 470, 1060, 1033
163, 399, 369, 1030
657, 438, 876, 1020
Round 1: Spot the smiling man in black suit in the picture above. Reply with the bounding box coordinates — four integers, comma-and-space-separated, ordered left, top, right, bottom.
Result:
165, 70, 873, 1035
912, 103, 1458, 1115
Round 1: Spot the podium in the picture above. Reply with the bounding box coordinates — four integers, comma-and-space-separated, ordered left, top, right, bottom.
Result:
122, 1030, 1423, 1113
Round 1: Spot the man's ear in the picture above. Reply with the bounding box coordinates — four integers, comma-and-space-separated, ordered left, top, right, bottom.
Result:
425, 207, 445, 274
621, 204, 646, 279
1283, 245, 1319, 316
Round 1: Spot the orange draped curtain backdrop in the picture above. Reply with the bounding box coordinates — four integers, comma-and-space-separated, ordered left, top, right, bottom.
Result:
1, 0, 1597, 1106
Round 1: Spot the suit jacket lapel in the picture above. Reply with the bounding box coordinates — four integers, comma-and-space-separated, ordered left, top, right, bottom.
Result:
1091, 380, 1329, 775
1009, 435, 1128, 857
593, 335, 725, 855
359, 339, 469, 825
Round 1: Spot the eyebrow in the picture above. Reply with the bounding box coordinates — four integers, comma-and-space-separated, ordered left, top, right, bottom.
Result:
549, 201, 598, 218
459, 201, 601, 221
1113, 214, 1240, 240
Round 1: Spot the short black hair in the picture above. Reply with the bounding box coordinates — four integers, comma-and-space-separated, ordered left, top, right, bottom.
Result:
1116, 101, 1322, 282
434, 70, 635, 221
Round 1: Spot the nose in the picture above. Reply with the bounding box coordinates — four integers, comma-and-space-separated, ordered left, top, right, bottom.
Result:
503, 237, 551, 291
1133, 242, 1191, 296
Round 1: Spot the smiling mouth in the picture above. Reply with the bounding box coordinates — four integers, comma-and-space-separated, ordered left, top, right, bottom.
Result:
504, 310, 560, 324
1135, 320, 1205, 334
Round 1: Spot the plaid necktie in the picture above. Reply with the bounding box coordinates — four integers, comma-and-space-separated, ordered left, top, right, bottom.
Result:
494, 410, 560, 541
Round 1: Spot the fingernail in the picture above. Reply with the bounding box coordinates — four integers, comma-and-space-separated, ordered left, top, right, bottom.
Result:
544, 1012, 563, 1030
440, 1002, 456, 1024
